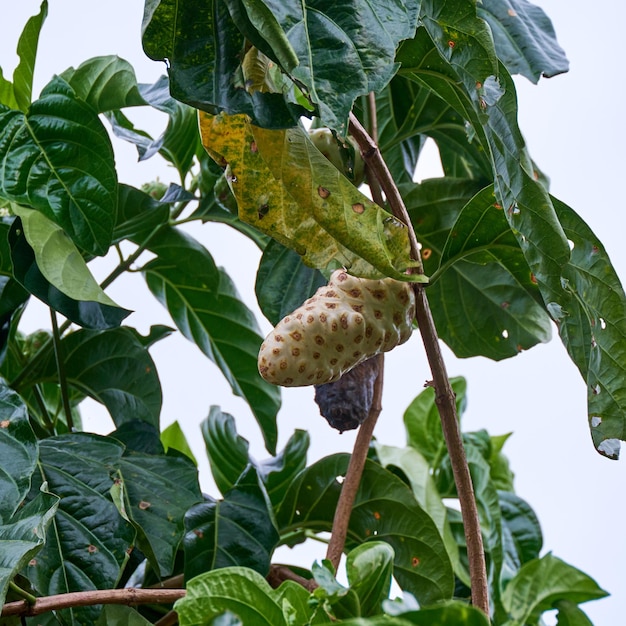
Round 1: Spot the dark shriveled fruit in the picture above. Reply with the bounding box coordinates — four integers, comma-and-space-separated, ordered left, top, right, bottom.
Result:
314, 357, 379, 432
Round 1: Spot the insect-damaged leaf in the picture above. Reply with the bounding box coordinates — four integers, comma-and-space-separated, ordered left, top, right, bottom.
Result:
199, 112, 422, 282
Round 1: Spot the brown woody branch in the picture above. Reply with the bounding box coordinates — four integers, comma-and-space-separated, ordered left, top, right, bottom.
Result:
348, 112, 490, 615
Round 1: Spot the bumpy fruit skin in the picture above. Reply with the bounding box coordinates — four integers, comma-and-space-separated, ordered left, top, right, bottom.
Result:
314, 357, 379, 433
308, 128, 365, 186
258, 270, 415, 387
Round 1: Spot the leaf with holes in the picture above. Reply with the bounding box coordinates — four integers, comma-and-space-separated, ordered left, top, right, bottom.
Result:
552, 197, 626, 458
477, 0, 569, 83
0, 76, 117, 256
200, 113, 422, 281
143, 227, 280, 453
183, 465, 279, 580
277, 454, 453, 605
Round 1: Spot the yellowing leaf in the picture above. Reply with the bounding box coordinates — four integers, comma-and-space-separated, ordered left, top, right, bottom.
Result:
199, 112, 424, 282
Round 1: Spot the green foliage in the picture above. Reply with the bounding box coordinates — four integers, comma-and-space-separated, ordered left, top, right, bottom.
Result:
0, 0, 619, 624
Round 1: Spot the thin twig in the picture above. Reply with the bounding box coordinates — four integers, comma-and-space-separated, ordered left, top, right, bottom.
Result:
348, 112, 489, 614
0, 588, 185, 618
50, 309, 74, 432
325, 354, 384, 571
267, 564, 317, 592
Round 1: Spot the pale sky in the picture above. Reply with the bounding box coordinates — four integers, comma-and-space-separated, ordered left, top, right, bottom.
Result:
2, 2, 625, 623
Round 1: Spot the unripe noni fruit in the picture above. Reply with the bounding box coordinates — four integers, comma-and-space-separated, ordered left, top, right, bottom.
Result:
308, 128, 365, 186
258, 270, 415, 387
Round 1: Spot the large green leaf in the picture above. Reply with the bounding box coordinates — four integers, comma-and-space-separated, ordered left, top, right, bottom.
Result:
11, 0, 48, 111
8, 218, 131, 329
477, 0, 569, 83
175, 567, 287, 626
277, 455, 454, 606
183, 466, 279, 580
200, 113, 422, 281
21, 328, 162, 429
554, 600, 594, 626
26, 434, 136, 625
399, 7, 571, 306
142, 0, 299, 128
0, 489, 59, 614
501, 553, 608, 624
114, 446, 202, 577
113, 184, 170, 245
0, 77, 117, 256
255, 239, 327, 326
552, 198, 626, 458
12, 206, 121, 307
0, 384, 37, 522
143, 227, 280, 453
388, 601, 491, 625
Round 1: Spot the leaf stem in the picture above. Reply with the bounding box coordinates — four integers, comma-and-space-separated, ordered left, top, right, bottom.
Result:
8, 582, 37, 604
0, 588, 185, 618
348, 112, 490, 615
325, 354, 384, 571
50, 308, 73, 432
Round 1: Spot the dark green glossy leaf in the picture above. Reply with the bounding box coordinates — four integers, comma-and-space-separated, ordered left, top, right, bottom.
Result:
9, 219, 131, 329
142, 0, 299, 128
399, 10, 570, 307
489, 433, 515, 492
96, 605, 154, 626
202, 407, 250, 496
0, 488, 59, 614
404, 376, 467, 467
0, 77, 117, 256
114, 184, 169, 245
0, 384, 38, 522
501, 553, 608, 624
499, 491, 542, 588
0, 277, 29, 366
115, 447, 202, 577
175, 567, 287, 626
277, 455, 454, 605
346, 542, 394, 617
184, 466, 279, 580
12, 0, 48, 111
255, 239, 327, 326
60, 55, 146, 112
551, 197, 626, 458
26, 434, 136, 625
21, 328, 162, 429
477, 0, 569, 83
143, 227, 280, 453
389, 601, 491, 625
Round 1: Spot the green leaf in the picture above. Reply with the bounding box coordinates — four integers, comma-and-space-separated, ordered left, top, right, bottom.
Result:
255, 239, 327, 326
551, 197, 626, 458
0, 77, 117, 256
161, 421, 197, 464
389, 600, 491, 625
184, 466, 279, 580
399, 10, 571, 307
489, 433, 515, 492
277, 455, 454, 606
8, 218, 131, 329
499, 491, 542, 587
116, 447, 202, 577
60, 55, 146, 112
202, 407, 250, 495
114, 184, 170, 245
345, 542, 394, 617
273, 580, 331, 625
26, 434, 136, 625
477, 0, 569, 83
175, 567, 287, 626
0, 68, 18, 111
12, 0, 48, 111
21, 328, 162, 429
0, 383, 38, 521
143, 227, 280, 453
0, 488, 59, 614
501, 553, 608, 624
404, 376, 467, 467
200, 113, 422, 281
96, 605, 155, 626
12, 206, 120, 308
142, 0, 299, 128
554, 600, 594, 626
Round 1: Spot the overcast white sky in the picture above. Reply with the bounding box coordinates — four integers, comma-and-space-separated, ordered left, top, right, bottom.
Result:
2, 2, 625, 624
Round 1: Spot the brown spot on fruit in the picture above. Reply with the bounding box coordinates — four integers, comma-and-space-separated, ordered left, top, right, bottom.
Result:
313, 352, 321, 359
290, 331, 302, 341
374, 309, 383, 319
340, 313, 349, 329
336, 344, 345, 352
315, 335, 325, 345
292, 347, 301, 356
